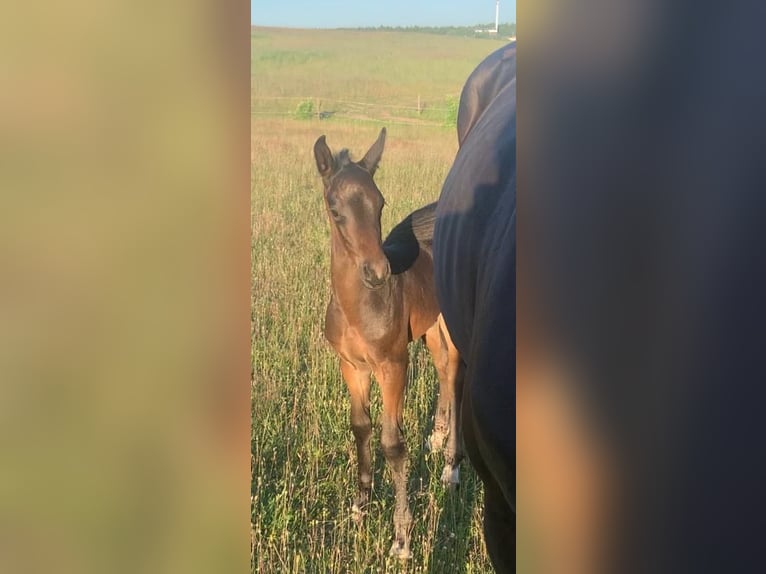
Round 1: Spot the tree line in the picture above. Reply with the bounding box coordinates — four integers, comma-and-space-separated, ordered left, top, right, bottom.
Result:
346, 23, 517, 38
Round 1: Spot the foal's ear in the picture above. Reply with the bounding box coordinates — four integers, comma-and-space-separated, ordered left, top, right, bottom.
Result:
313, 135, 335, 179
359, 127, 386, 176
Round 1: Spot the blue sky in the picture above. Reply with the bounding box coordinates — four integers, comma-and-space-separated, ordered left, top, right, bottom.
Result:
252, 0, 516, 28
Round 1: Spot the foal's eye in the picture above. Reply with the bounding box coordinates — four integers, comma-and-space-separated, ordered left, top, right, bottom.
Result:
329, 208, 341, 220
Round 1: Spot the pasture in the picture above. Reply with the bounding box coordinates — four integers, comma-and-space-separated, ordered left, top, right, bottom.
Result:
251, 27, 506, 573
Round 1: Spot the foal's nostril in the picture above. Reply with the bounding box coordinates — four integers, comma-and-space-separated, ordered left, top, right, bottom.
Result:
362, 260, 390, 288
380, 260, 391, 281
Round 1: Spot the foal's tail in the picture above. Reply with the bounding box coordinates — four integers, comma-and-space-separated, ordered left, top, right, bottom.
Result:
382, 202, 437, 274
384, 202, 437, 251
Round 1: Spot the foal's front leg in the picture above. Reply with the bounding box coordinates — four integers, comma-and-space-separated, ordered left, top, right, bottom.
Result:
340, 360, 373, 518
375, 359, 413, 559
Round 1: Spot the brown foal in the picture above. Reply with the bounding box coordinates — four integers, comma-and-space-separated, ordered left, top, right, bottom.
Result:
313, 128, 463, 559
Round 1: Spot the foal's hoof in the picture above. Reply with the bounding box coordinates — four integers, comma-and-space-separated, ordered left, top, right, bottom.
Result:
351, 503, 365, 523
388, 540, 412, 560
440, 466, 460, 488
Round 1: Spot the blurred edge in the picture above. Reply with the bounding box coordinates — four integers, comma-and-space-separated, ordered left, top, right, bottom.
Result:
0, 1, 251, 572
520, 1, 766, 573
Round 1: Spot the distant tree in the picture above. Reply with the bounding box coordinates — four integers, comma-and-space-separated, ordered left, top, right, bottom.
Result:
501, 22, 517, 37
357, 24, 517, 39
295, 100, 314, 120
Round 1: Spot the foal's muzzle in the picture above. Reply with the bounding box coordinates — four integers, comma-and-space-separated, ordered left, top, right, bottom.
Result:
361, 259, 391, 289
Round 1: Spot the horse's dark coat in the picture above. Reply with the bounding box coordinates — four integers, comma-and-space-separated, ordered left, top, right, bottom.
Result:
433, 43, 516, 572
457, 44, 516, 147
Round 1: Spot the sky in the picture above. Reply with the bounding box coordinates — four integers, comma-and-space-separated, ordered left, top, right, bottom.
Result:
252, 0, 516, 28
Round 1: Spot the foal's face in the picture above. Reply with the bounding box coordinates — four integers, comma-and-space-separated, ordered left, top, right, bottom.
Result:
324, 168, 389, 288
314, 129, 391, 289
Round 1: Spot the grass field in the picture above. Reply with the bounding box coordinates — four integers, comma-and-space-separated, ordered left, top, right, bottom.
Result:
252, 27, 507, 573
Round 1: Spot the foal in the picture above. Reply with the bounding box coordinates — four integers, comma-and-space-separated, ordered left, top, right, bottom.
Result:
314, 128, 463, 559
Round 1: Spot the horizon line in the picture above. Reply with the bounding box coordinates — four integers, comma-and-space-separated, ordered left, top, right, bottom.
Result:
251, 22, 516, 30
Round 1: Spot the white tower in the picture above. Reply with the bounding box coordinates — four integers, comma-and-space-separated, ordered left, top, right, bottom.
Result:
495, 0, 500, 33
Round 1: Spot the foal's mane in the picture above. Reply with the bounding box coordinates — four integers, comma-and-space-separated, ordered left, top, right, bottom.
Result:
382, 202, 437, 274
334, 148, 352, 170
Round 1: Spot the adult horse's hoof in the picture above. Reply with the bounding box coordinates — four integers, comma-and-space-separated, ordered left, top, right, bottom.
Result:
388, 540, 412, 560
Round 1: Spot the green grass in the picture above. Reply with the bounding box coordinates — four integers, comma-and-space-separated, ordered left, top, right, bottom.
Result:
251, 27, 505, 126
252, 28, 506, 573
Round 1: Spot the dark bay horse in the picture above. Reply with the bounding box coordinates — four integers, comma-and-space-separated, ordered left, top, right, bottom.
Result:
313, 128, 463, 559
433, 43, 516, 572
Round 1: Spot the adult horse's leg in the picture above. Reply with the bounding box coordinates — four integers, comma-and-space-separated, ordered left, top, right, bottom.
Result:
462, 377, 515, 573
376, 359, 413, 559
482, 477, 516, 573
424, 315, 463, 486
340, 360, 373, 517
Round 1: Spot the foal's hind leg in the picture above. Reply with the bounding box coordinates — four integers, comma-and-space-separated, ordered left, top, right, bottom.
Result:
340, 360, 373, 518
424, 322, 450, 453
424, 315, 464, 486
